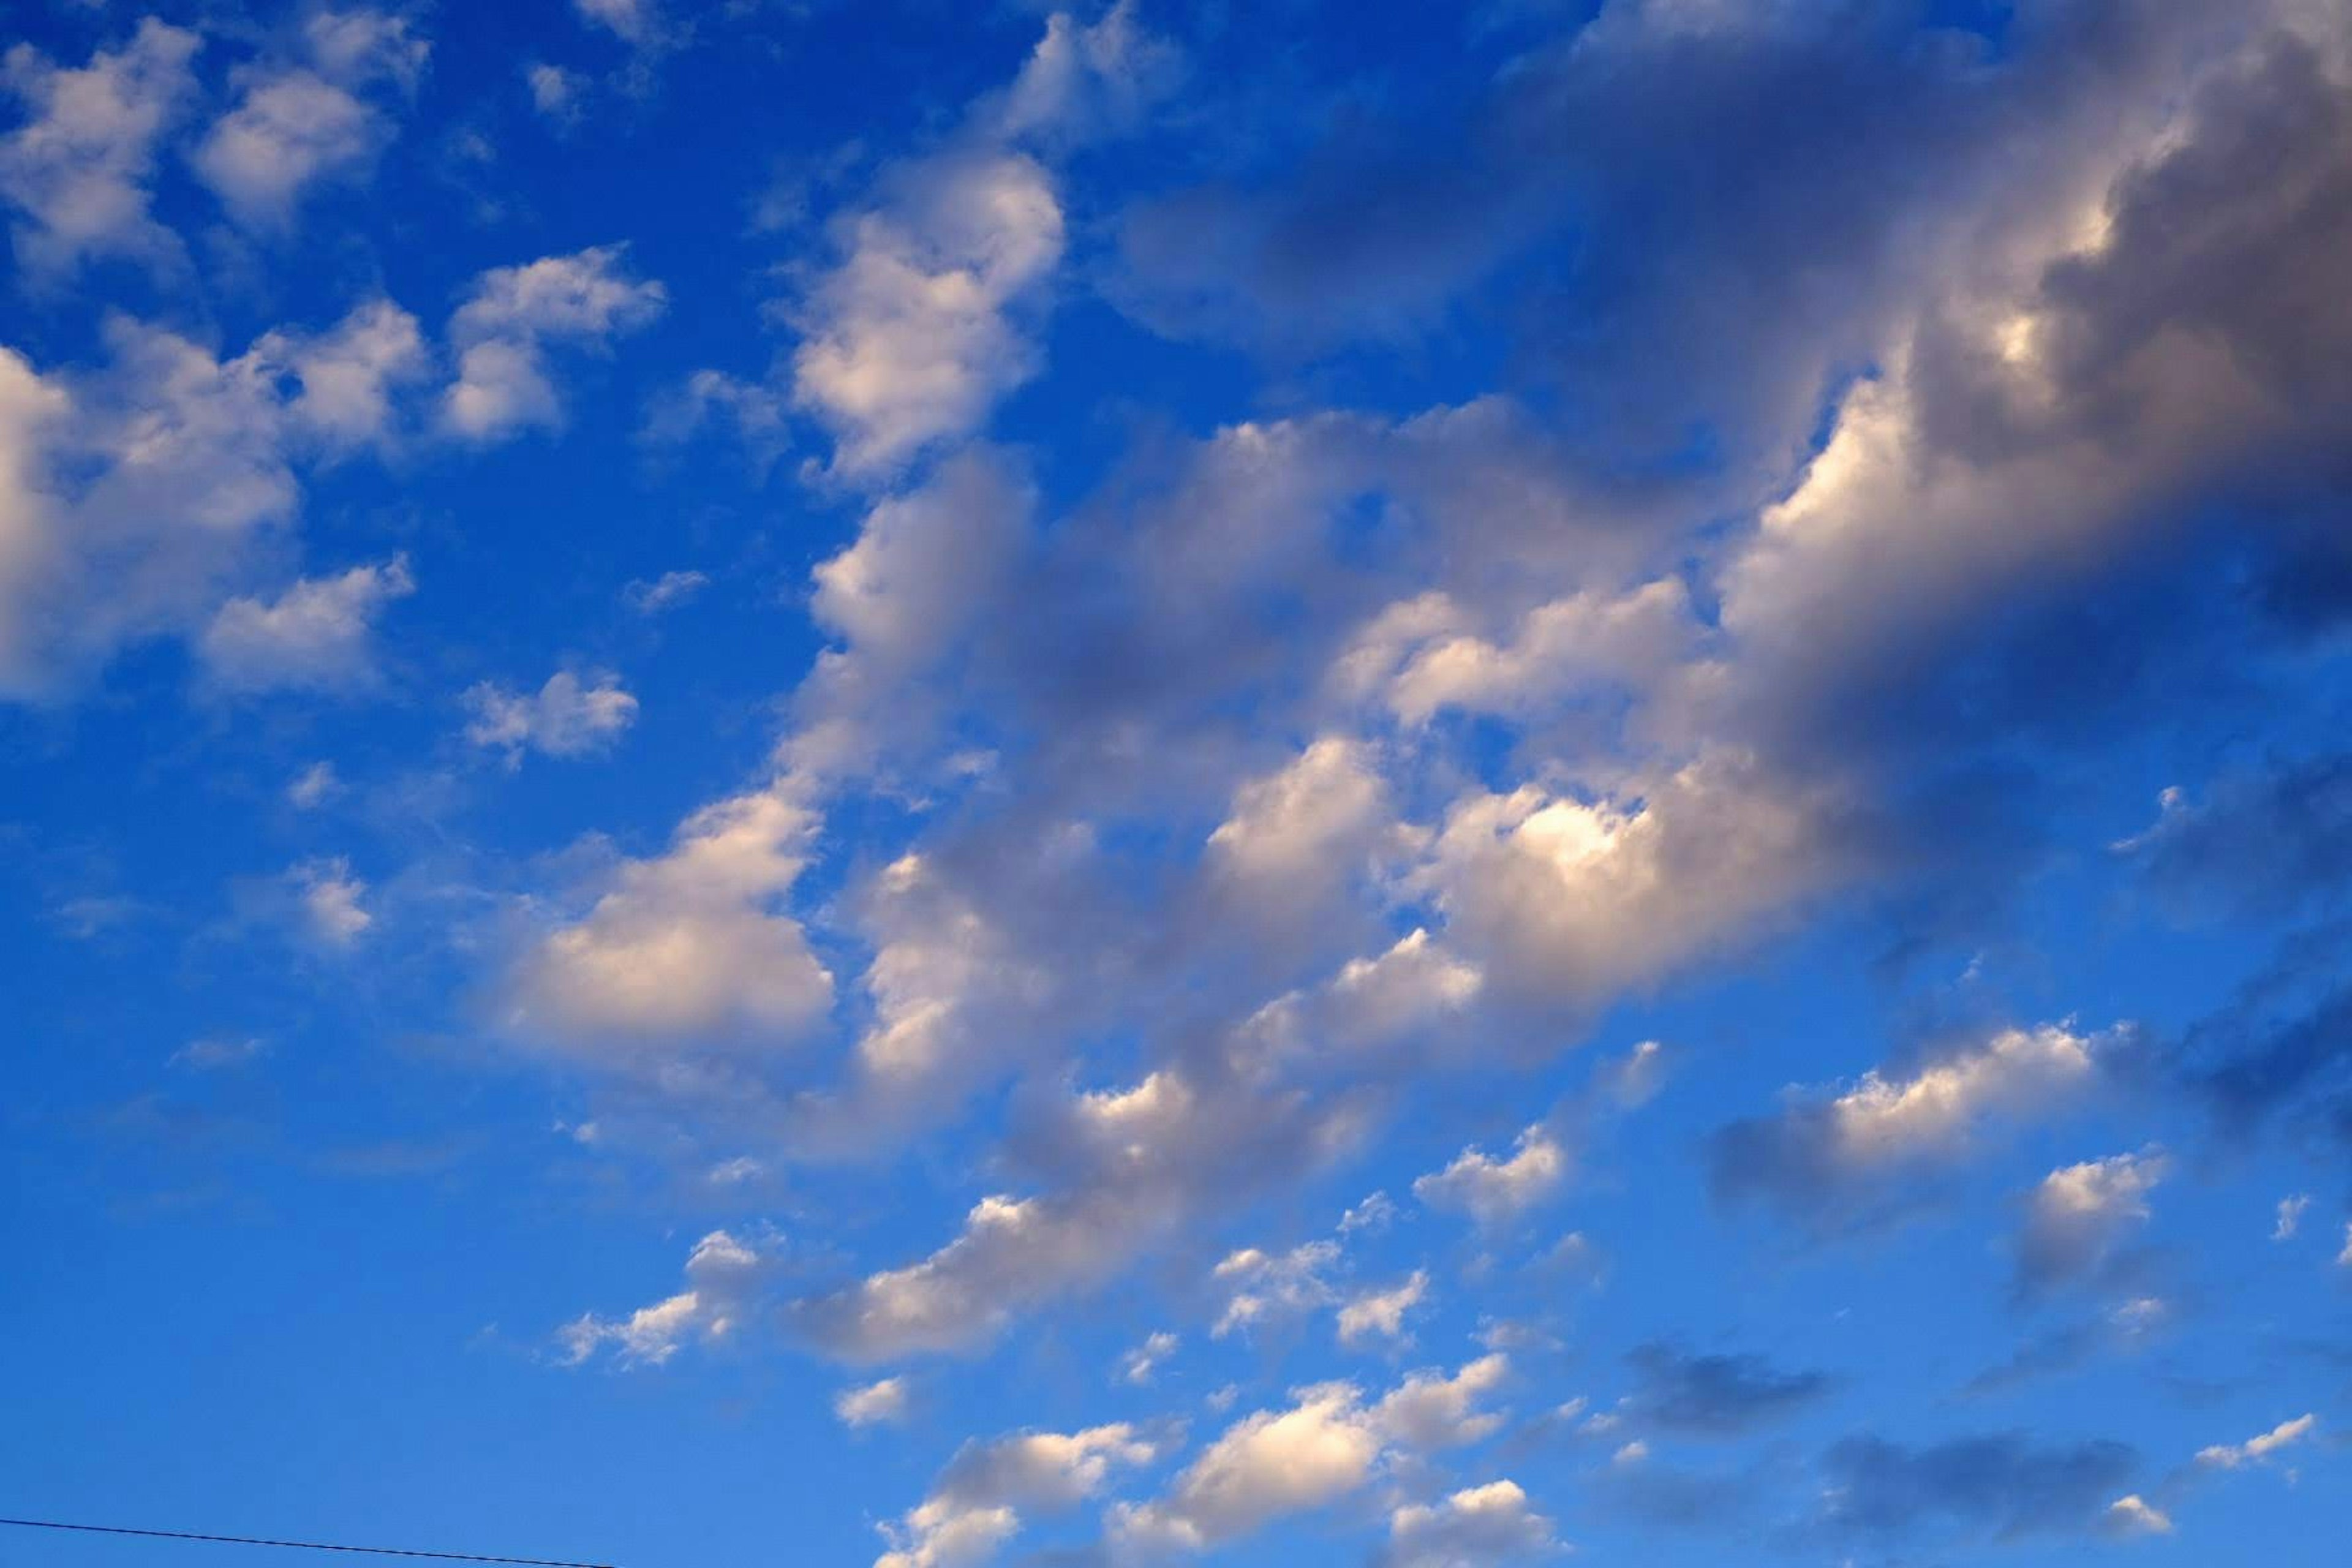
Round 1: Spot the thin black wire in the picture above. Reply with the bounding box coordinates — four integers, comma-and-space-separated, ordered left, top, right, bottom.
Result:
0, 1518, 617, 1567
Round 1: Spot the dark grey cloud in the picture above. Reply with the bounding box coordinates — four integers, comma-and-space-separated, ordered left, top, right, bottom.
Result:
1624, 1343, 1835, 1437
1814, 1432, 2138, 1545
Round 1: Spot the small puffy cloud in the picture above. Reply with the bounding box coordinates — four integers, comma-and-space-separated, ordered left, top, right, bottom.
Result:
622, 569, 709, 615
443, 246, 667, 441
557, 1229, 773, 1367
524, 62, 586, 124
0, 18, 200, 274
2196, 1414, 2318, 1471
641, 369, 790, 477
1337, 1271, 1429, 1346
2016, 1150, 2166, 1295
990, 1, 1179, 144
835, 1376, 910, 1430
1211, 1240, 1338, 1340
1711, 1022, 2116, 1219
198, 557, 414, 695
878, 1422, 1167, 1568
464, 669, 638, 761
503, 787, 832, 1054
1115, 1357, 1511, 1553
574, 0, 665, 48
2105, 1494, 2173, 1537
192, 11, 428, 228
2273, 1194, 2310, 1241
289, 856, 371, 946
1622, 1344, 1833, 1437
287, 761, 342, 809
1119, 1331, 1178, 1386
1383, 1480, 1559, 1568
1414, 1126, 1566, 1227
790, 149, 1065, 476
263, 298, 432, 453
2341, 1223, 2352, 1268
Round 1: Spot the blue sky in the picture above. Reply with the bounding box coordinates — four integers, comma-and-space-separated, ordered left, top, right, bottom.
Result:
4, 2, 2351, 1566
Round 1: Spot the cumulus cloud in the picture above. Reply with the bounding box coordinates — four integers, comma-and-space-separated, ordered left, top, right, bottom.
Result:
1710, 1022, 2117, 1221
192, 10, 429, 228
557, 1229, 773, 1367
2015, 1150, 2166, 1296
288, 856, 371, 947
1414, 1127, 1566, 1228
877, 1422, 1167, 1568
443, 246, 667, 441
2104, 1494, 2173, 1537
198, 557, 414, 695
502, 787, 832, 1055
1382, 1480, 1559, 1568
2195, 1414, 2317, 1471
0, 294, 437, 698
789, 149, 1065, 477
1118, 1331, 1178, 1386
464, 670, 638, 761
1336, 1272, 1429, 1346
835, 1376, 910, 1429
2272, 1193, 2312, 1242
1115, 1357, 1510, 1553
0, 18, 199, 274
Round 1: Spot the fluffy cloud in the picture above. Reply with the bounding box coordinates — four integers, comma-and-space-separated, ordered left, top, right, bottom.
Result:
835, 1376, 910, 1429
443, 246, 667, 440
1336, 1272, 1428, 1346
557, 1229, 773, 1367
502, 787, 832, 1054
1115, 1357, 1510, 1552
464, 670, 638, 761
2196, 1414, 2317, 1471
1414, 1128, 1566, 1228
1382, 1480, 1559, 1568
2015, 1150, 2166, 1295
1711, 1022, 2117, 1219
878, 1422, 1167, 1568
0, 19, 199, 274
199, 557, 414, 695
192, 10, 429, 228
790, 150, 1065, 477
288, 856, 371, 947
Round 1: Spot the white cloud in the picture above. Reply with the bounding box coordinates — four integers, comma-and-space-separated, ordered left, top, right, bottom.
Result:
2272, 1194, 2310, 1241
558, 1229, 772, 1367
443, 246, 667, 441
524, 62, 586, 123
878, 1423, 1167, 1568
1337, 1271, 1429, 1346
287, 761, 342, 809
290, 856, 371, 946
2105, 1494, 2173, 1537
1414, 1127, 1566, 1227
170, 1035, 268, 1071
2016, 1149, 2166, 1292
1114, 1357, 1510, 1553
790, 149, 1065, 477
2196, 1414, 2318, 1470
2341, 1222, 2352, 1268
1385, 1480, 1560, 1568
192, 12, 427, 228
622, 569, 709, 615
464, 669, 638, 761
574, 0, 664, 48
835, 1376, 910, 1429
503, 786, 833, 1054
0, 18, 200, 274
1211, 1241, 1339, 1340
1119, 1331, 1178, 1386
199, 557, 414, 695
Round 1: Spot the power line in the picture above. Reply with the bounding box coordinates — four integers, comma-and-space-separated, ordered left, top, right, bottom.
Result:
0, 1518, 617, 1567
